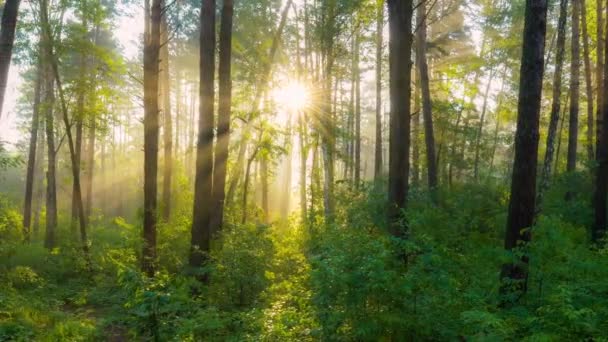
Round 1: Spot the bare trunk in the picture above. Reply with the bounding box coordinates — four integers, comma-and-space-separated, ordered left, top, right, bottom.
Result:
374, 0, 384, 181
189, 0, 216, 273
0, 0, 20, 119
143, 0, 162, 276
536, 0, 568, 212
161, 10, 173, 221
209, 0, 233, 235
387, 0, 413, 236
473, 69, 495, 180
500, 0, 548, 303
415, 0, 438, 193
581, 0, 594, 160
23, 50, 42, 240
567, 0, 581, 175
354, 34, 361, 187
591, 0, 608, 243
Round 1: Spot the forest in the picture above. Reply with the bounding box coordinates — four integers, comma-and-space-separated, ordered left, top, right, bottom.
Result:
1, 0, 608, 340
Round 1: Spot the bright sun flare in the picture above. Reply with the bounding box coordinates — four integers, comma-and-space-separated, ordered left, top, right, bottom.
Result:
272, 81, 310, 112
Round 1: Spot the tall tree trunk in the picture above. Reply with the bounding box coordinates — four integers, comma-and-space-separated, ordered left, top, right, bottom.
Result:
32, 122, 45, 237
43, 50, 57, 250
415, 0, 438, 194
299, 113, 308, 222
387, 0, 413, 236
23, 50, 42, 241
43, 0, 89, 259
555, 96, 569, 177
71, 8, 87, 236
84, 118, 95, 217
537, 0, 568, 212
0, 0, 20, 119
591, 0, 608, 244
261, 156, 269, 223
161, 10, 173, 221
210, 0, 233, 236
374, 0, 384, 181
189, 0, 216, 272
473, 69, 495, 181
354, 34, 361, 187
597, 0, 604, 155
567, 0, 581, 177
143, 0, 162, 276
500, 0, 548, 304
581, 0, 594, 160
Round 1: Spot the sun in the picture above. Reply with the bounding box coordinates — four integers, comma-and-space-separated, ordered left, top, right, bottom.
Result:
272, 81, 310, 112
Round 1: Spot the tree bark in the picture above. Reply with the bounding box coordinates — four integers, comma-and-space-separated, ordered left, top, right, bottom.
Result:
143, 0, 162, 276
473, 69, 495, 181
387, 0, 413, 236
500, 0, 548, 304
374, 0, 384, 181
354, 34, 361, 187
415, 0, 438, 193
591, 0, 608, 244
567, 0, 581, 177
536, 0, 568, 212
43, 37, 56, 250
23, 49, 42, 241
581, 0, 594, 160
209, 0, 233, 236
0, 0, 20, 119
597, 0, 604, 155
189, 0, 216, 272
161, 9, 173, 221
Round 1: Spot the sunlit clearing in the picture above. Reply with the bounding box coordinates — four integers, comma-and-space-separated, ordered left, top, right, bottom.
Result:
272, 81, 310, 112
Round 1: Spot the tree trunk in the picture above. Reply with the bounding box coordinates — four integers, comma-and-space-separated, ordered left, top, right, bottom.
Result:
43, 48, 57, 250
0, 0, 20, 119
354, 34, 361, 187
42, 0, 89, 259
416, 0, 438, 194
143, 0, 162, 276
161, 10, 173, 221
32, 122, 45, 237
567, 0, 581, 177
555, 96, 569, 177
374, 0, 384, 181
591, 0, 608, 244
500, 0, 548, 304
189, 0, 215, 272
23, 50, 42, 241
209, 0, 233, 236
473, 69, 495, 181
299, 114, 308, 222
84, 118, 95, 217
597, 0, 604, 156
387, 0, 413, 236
581, 0, 594, 160
537, 0, 568, 212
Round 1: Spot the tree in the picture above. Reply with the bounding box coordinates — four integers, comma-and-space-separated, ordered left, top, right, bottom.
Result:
161, 6, 172, 221
537, 0, 568, 212
142, 0, 162, 276
387, 0, 413, 236
581, 0, 594, 160
566, 0, 580, 178
374, 0, 383, 181
189, 0, 215, 272
22, 49, 42, 240
0, 0, 20, 119
415, 0, 438, 194
592, 0, 608, 244
500, 0, 549, 303
209, 0, 233, 236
